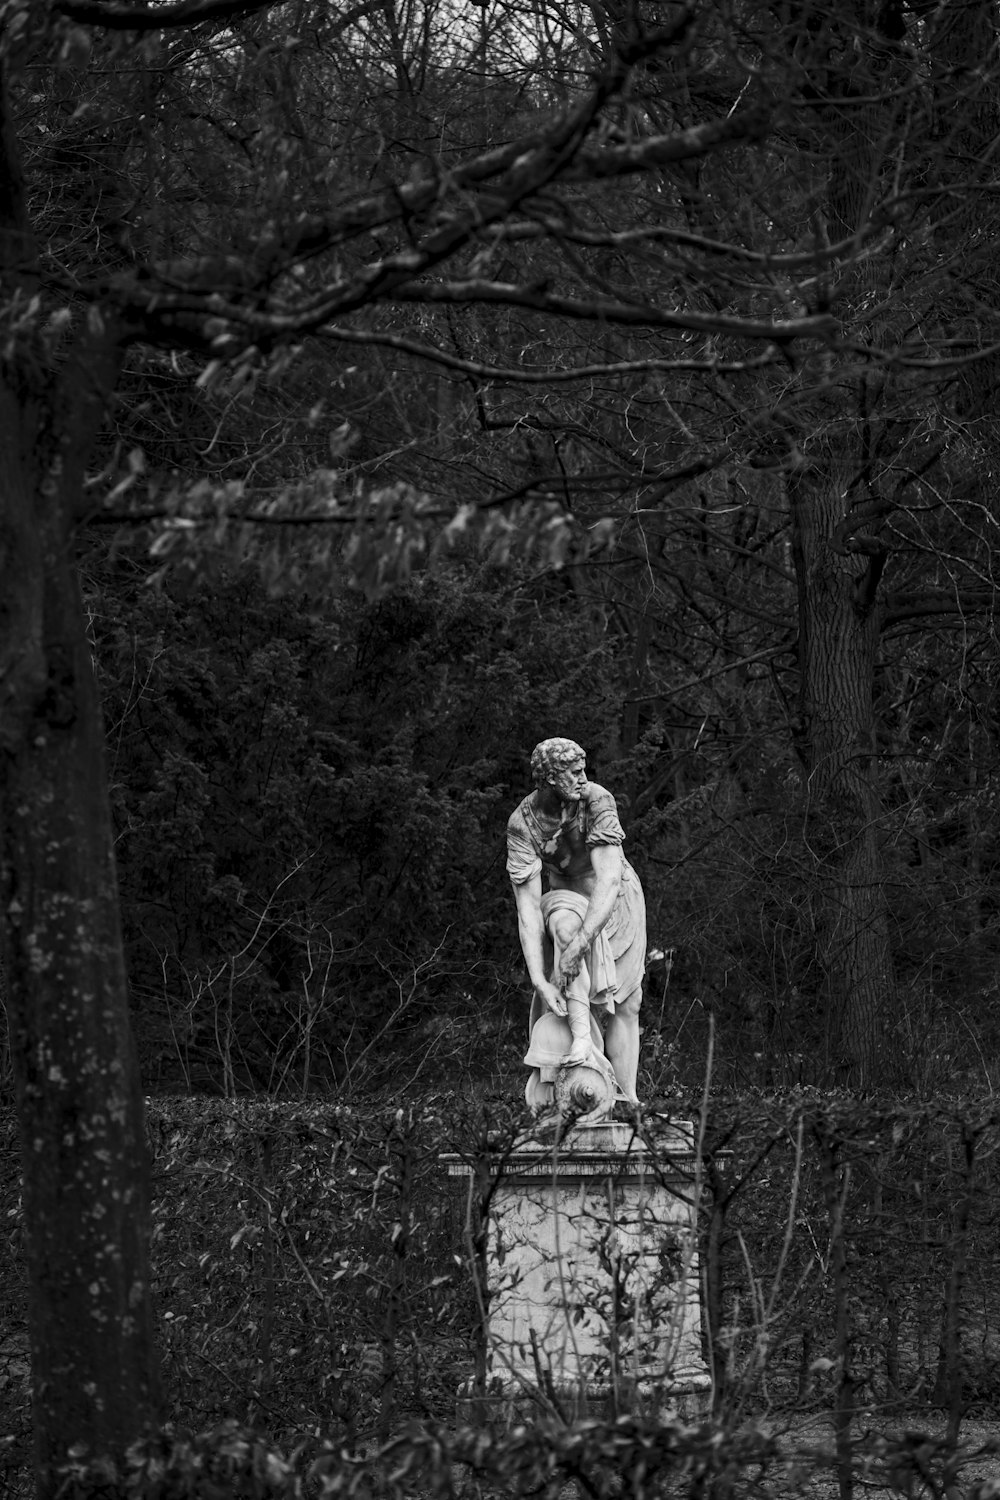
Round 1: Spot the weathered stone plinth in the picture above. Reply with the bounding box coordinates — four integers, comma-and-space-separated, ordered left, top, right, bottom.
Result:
447, 1120, 710, 1419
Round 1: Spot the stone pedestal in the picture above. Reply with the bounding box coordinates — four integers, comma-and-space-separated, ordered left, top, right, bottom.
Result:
446, 1120, 710, 1418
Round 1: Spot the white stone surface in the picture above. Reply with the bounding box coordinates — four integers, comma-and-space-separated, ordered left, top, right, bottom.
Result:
449, 1122, 710, 1407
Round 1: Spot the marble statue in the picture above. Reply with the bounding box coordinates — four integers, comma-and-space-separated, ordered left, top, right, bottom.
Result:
506, 738, 646, 1119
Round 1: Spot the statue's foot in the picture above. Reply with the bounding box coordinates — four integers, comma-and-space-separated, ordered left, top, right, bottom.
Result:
563, 1035, 592, 1066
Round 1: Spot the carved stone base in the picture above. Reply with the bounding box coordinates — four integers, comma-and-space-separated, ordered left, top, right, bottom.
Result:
446, 1120, 711, 1418
524, 1011, 619, 1124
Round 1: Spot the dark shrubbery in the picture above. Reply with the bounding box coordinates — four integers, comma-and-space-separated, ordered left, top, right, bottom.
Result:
83, 553, 1000, 1104
6, 1091, 1000, 1497
91, 562, 626, 1097
51, 1415, 1000, 1500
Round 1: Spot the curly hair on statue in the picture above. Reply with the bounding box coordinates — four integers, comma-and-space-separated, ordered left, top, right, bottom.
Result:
530, 737, 585, 788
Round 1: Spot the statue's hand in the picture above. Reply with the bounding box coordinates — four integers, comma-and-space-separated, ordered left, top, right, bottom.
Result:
557, 932, 588, 985
534, 979, 567, 1018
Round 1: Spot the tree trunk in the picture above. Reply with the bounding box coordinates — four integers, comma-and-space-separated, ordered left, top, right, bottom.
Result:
790, 471, 896, 1090
1, 61, 161, 1494
0, 379, 163, 1493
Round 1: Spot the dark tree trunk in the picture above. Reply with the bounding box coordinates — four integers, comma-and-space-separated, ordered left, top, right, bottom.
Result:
778, 0, 909, 1092
790, 471, 896, 1090
0, 372, 163, 1498
1, 60, 161, 1498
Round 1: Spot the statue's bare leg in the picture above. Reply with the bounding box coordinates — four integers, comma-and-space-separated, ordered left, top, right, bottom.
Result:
604, 988, 641, 1104
548, 909, 593, 1064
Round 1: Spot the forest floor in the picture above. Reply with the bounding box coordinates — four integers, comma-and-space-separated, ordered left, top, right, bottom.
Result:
762, 1409, 1000, 1497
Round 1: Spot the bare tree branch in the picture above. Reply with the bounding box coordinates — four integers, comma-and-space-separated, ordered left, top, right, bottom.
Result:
55, 0, 290, 30
565, 103, 772, 179
390, 281, 834, 343
882, 591, 999, 627
274, 105, 773, 260
318, 324, 781, 380
491, 216, 896, 270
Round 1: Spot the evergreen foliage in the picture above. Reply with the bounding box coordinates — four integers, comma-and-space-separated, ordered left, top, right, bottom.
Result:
88, 556, 629, 1091
77, 541, 1000, 1097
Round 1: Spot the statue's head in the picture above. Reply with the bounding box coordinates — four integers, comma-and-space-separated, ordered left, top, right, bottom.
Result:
530, 737, 587, 793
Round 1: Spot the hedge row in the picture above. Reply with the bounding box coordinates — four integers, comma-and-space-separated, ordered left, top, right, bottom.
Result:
4, 1090, 1000, 1496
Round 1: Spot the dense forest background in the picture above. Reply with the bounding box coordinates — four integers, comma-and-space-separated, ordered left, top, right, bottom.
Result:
81, 537, 999, 1103
3, 0, 998, 1104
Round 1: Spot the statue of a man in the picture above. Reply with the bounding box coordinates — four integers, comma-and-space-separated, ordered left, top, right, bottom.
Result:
506, 738, 646, 1108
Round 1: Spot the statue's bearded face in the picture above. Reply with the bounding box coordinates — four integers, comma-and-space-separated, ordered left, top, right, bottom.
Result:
549, 755, 587, 802
530, 737, 587, 796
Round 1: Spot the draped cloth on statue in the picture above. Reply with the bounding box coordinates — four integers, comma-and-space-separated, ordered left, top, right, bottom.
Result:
525, 869, 646, 1042
540, 889, 617, 1010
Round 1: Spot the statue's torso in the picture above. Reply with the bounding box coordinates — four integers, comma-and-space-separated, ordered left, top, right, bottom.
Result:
509, 783, 629, 897
525, 799, 600, 893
